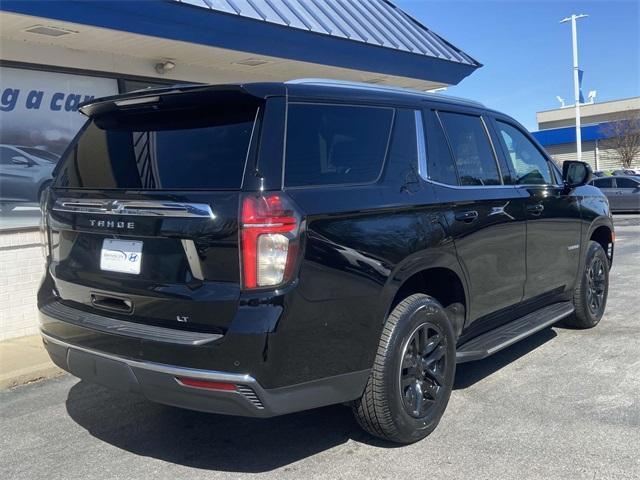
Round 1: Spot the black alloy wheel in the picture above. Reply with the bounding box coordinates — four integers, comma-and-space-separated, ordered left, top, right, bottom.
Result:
567, 240, 609, 329
586, 255, 606, 317
399, 323, 447, 418
353, 294, 456, 444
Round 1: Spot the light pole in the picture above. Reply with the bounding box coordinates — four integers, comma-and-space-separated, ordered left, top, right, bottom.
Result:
560, 13, 588, 161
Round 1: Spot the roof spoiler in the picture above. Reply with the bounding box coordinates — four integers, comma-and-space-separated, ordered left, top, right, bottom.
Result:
79, 83, 284, 117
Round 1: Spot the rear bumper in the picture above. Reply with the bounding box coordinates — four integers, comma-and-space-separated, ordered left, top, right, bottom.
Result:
42, 331, 369, 418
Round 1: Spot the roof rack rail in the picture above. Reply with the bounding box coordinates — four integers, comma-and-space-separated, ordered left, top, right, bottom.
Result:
285, 78, 485, 108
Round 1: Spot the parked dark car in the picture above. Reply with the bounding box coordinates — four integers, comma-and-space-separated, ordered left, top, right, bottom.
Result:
590, 176, 640, 212
0, 144, 58, 211
38, 80, 614, 444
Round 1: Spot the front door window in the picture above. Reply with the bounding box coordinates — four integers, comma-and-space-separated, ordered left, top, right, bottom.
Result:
496, 121, 553, 185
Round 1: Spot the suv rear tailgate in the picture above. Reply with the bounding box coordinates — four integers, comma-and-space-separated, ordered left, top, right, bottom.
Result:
48, 191, 241, 333
44, 88, 265, 334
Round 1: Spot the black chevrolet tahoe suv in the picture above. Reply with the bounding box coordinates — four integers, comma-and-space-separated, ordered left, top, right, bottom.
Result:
38, 80, 614, 444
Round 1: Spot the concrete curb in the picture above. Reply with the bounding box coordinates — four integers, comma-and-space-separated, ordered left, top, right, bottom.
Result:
0, 334, 65, 390
0, 364, 65, 390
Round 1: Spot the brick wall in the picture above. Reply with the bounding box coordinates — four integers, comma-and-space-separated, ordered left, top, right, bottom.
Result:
0, 230, 45, 340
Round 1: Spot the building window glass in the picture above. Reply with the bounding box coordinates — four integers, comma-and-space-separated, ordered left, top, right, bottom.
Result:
0, 67, 118, 229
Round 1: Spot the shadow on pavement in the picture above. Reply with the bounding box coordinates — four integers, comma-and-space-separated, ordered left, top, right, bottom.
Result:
65, 327, 558, 471
65, 382, 392, 473
454, 327, 557, 390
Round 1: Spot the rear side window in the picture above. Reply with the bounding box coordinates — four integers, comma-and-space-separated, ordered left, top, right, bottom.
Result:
55, 106, 257, 190
495, 121, 552, 185
438, 112, 501, 186
284, 104, 394, 187
615, 178, 639, 188
425, 110, 458, 185
593, 178, 614, 188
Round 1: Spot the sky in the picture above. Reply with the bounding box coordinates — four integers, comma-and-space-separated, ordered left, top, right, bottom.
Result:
395, 0, 640, 131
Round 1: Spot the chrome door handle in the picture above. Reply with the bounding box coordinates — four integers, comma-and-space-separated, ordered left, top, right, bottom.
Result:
455, 210, 479, 223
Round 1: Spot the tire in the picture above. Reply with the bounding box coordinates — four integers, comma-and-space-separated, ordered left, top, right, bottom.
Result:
566, 241, 609, 328
352, 294, 456, 444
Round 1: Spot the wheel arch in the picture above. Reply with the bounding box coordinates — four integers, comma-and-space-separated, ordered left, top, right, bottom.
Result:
587, 219, 614, 264
381, 256, 468, 337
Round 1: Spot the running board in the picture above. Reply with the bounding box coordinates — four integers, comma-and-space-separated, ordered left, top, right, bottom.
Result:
456, 302, 574, 363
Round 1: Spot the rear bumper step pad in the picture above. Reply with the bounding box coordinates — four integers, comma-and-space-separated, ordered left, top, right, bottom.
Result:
41, 300, 222, 346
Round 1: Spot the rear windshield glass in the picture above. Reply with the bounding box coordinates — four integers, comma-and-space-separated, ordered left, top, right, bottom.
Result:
284, 103, 394, 187
55, 106, 257, 190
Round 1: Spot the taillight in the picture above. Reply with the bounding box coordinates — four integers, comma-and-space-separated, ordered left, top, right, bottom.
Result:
240, 193, 301, 289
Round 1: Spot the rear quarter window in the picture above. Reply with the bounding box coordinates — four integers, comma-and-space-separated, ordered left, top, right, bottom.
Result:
284, 103, 394, 187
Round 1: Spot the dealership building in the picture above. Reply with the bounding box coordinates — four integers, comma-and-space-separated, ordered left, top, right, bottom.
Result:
532, 96, 640, 171
0, 0, 479, 339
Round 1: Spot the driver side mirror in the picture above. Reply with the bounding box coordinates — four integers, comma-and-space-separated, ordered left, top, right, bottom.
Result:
11, 156, 31, 167
562, 161, 592, 189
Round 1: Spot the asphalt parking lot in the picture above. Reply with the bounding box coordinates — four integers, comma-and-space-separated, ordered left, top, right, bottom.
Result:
1, 215, 639, 480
